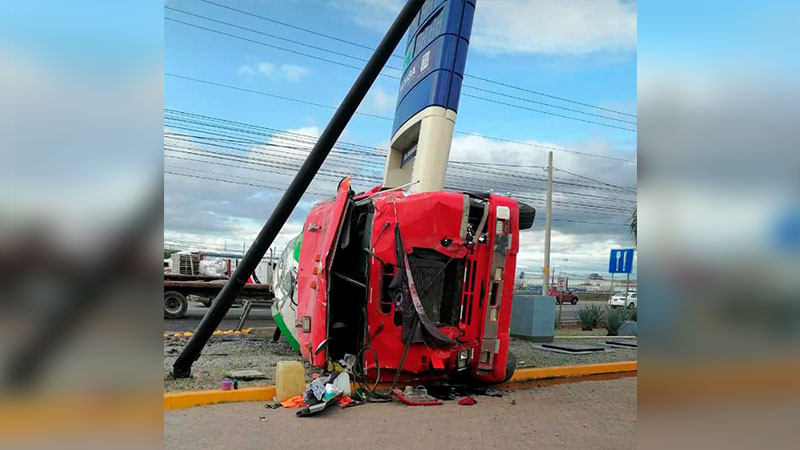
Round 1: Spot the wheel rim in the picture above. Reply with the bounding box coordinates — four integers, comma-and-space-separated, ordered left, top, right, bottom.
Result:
165, 296, 182, 314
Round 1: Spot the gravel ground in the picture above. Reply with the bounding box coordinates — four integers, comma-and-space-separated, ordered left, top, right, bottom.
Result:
164, 335, 305, 392
164, 326, 636, 392
509, 337, 637, 369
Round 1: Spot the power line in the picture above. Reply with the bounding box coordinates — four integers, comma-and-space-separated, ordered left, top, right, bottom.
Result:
191, 0, 637, 119
164, 138, 636, 214
165, 76, 637, 164
554, 167, 637, 194
166, 6, 636, 127
460, 93, 636, 132
165, 17, 384, 76
165, 14, 636, 132
165, 73, 392, 121
197, 0, 383, 54
164, 109, 637, 203
165, 6, 392, 69
452, 131, 636, 164
164, 117, 637, 203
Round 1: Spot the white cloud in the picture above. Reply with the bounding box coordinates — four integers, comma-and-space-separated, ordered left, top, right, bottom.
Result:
257, 62, 275, 75
372, 85, 396, 112
279, 64, 312, 82
237, 65, 255, 75
361, 85, 397, 114
473, 0, 636, 55
237, 61, 312, 82
328, 0, 403, 32
329, 0, 636, 55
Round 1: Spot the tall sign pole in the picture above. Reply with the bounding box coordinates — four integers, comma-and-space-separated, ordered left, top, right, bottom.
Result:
543, 151, 553, 295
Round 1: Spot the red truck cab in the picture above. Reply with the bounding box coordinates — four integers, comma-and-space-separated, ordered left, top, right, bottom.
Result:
294, 178, 532, 384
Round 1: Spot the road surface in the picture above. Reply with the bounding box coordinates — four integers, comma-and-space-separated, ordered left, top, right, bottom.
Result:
165, 377, 636, 449
555, 302, 580, 322
164, 301, 274, 333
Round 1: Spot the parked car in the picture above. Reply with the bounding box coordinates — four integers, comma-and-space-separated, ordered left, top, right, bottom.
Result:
548, 287, 579, 305
608, 291, 636, 309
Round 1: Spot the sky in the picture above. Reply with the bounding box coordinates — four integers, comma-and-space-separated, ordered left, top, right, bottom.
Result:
164, 0, 638, 282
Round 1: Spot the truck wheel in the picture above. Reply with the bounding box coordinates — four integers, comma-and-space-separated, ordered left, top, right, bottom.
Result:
164, 291, 188, 319
518, 202, 536, 230
504, 352, 517, 383
572, 298, 578, 305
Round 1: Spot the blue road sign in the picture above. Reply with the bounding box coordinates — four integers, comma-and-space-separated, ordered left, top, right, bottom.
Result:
608, 249, 634, 274
392, 0, 476, 135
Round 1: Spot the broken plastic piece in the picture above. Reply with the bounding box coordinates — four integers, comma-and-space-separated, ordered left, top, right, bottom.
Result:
280, 395, 306, 408
392, 386, 443, 406
458, 397, 477, 406
296, 393, 343, 417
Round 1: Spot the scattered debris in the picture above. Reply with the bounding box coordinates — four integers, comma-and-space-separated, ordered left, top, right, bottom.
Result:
280, 395, 305, 408
228, 369, 267, 380
483, 388, 503, 398
392, 386, 443, 406
264, 401, 280, 409
296, 393, 343, 417
259, 416, 267, 422
458, 397, 477, 406
511, 399, 516, 405
424, 384, 503, 400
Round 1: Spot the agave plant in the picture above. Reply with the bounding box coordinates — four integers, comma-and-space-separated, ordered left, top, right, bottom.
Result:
577, 304, 603, 331
602, 306, 632, 336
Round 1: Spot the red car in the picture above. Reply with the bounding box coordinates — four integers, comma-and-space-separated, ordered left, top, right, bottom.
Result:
548, 287, 579, 305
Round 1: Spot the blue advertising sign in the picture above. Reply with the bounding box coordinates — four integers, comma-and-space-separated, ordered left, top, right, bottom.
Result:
392, 0, 476, 135
608, 249, 634, 274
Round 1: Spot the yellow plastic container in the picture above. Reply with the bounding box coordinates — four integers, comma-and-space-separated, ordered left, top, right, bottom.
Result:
275, 361, 306, 402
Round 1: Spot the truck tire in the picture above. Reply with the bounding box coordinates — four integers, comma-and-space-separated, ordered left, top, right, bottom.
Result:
518, 202, 536, 230
164, 291, 188, 319
504, 352, 517, 383
572, 297, 578, 305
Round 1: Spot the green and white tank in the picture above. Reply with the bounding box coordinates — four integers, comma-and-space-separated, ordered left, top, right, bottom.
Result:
271, 234, 302, 352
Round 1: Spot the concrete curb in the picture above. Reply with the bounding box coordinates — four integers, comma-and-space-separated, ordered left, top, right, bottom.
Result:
164, 360, 637, 411
165, 386, 276, 410
509, 360, 637, 382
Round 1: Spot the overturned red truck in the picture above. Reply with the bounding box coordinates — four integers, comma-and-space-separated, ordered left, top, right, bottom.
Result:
283, 178, 534, 384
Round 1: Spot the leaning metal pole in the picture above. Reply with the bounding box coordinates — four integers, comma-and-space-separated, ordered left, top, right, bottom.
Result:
172, 0, 426, 378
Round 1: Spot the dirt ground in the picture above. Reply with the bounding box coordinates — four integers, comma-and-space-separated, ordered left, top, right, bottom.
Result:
164, 335, 305, 392
164, 330, 637, 392
164, 376, 637, 449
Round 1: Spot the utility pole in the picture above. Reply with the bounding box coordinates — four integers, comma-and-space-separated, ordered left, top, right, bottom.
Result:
542, 151, 553, 297
170, 0, 427, 379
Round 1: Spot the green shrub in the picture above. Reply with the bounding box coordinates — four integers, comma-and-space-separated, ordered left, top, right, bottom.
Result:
602, 306, 632, 336
629, 306, 637, 322
577, 304, 603, 330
